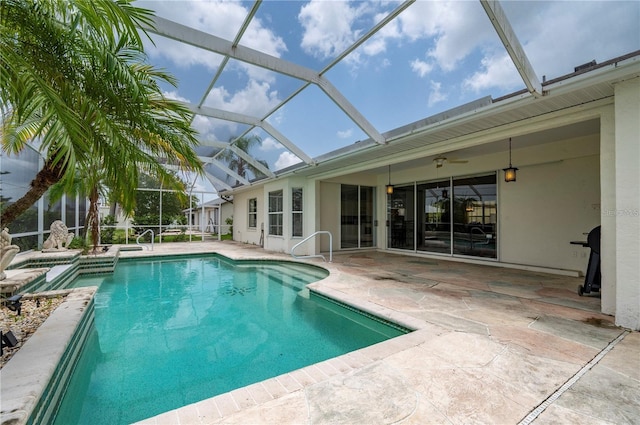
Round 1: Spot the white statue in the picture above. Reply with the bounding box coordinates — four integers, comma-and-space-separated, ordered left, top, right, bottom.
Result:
42, 220, 74, 251
0, 227, 20, 280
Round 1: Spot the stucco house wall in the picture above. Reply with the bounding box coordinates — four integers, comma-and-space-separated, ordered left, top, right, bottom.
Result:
233, 187, 263, 246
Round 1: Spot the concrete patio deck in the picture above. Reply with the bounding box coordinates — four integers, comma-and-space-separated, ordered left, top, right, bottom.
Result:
120, 241, 638, 424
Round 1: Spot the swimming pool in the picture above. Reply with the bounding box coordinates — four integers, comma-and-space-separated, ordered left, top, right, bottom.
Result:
52, 255, 406, 424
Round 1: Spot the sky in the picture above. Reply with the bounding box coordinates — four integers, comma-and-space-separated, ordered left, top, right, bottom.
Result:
137, 0, 640, 189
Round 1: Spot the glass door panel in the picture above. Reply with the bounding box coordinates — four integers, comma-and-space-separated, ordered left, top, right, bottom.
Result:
359, 186, 375, 248
388, 185, 415, 250
341, 185, 359, 248
417, 180, 451, 254
452, 174, 497, 258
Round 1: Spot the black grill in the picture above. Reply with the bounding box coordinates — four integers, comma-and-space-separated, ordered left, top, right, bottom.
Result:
579, 225, 601, 296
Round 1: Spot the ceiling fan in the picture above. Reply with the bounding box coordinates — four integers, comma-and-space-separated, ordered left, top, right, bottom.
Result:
433, 155, 468, 168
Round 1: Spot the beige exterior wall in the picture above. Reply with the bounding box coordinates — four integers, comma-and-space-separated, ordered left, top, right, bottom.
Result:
612, 77, 640, 330
233, 178, 319, 254
233, 188, 263, 246
319, 182, 340, 252
499, 136, 601, 272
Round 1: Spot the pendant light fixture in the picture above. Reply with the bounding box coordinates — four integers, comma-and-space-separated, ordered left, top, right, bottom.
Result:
465, 199, 474, 212
503, 137, 518, 182
386, 165, 394, 195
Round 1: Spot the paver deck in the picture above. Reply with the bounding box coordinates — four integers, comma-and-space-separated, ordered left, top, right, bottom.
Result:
121, 241, 638, 425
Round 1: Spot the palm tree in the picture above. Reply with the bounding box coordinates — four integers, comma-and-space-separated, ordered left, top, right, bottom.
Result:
0, 0, 203, 227
49, 154, 189, 253
218, 135, 269, 185
48, 159, 105, 253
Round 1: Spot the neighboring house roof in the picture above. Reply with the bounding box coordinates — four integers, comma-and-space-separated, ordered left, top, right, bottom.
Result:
184, 197, 229, 212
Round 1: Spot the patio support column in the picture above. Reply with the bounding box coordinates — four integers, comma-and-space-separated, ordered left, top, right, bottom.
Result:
306, 180, 318, 257
613, 76, 640, 330
600, 105, 616, 317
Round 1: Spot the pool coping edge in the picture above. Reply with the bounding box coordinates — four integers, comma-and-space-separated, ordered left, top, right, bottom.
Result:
0, 287, 97, 425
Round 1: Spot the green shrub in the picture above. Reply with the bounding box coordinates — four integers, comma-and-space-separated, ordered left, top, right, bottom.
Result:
67, 236, 89, 253
100, 215, 117, 243
225, 216, 233, 235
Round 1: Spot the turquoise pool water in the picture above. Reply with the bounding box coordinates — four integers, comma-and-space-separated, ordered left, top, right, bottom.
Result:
53, 255, 406, 424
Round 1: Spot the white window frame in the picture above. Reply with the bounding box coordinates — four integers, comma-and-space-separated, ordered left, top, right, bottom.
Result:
292, 187, 303, 237
248, 198, 257, 229
268, 190, 283, 236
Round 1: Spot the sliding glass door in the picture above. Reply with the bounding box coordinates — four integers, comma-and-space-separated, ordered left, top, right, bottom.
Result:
388, 173, 497, 259
341, 185, 375, 249
452, 175, 496, 258
417, 180, 451, 254
388, 185, 415, 250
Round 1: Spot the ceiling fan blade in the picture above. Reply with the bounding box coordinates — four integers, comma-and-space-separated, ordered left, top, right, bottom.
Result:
448, 159, 468, 164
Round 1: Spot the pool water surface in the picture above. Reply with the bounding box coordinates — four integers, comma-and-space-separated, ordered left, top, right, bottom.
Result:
53, 255, 405, 424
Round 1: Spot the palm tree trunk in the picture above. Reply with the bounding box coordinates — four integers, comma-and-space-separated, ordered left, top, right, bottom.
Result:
87, 186, 100, 253
0, 159, 64, 227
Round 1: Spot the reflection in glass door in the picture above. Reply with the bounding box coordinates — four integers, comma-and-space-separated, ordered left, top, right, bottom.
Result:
360, 186, 374, 248
341, 185, 375, 249
452, 175, 496, 258
416, 180, 451, 254
388, 173, 497, 259
388, 185, 415, 250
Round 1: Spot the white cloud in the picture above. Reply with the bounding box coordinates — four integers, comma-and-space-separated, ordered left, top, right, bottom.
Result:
504, 1, 640, 78
423, 2, 491, 72
275, 152, 302, 170
410, 59, 433, 78
204, 80, 281, 117
142, 0, 286, 77
191, 115, 232, 142
462, 2, 639, 92
337, 129, 353, 139
191, 115, 214, 136
298, 0, 363, 59
463, 53, 520, 93
259, 137, 284, 152
427, 81, 447, 107
146, 37, 222, 71
355, 1, 493, 72
192, 81, 283, 143
362, 35, 387, 57
162, 90, 190, 103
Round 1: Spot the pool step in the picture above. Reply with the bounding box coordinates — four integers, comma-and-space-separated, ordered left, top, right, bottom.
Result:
119, 246, 144, 252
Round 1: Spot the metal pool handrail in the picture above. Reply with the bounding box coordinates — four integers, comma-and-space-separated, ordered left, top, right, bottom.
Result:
290, 231, 332, 262
136, 229, 154, 251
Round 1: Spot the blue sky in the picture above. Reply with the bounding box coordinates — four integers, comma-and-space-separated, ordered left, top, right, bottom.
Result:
137, 0, 639, 182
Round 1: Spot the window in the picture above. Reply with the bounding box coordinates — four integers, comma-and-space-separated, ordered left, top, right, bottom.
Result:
268, 190, 283, 236
248, 198, 257, 229
292, 188, 303, 237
